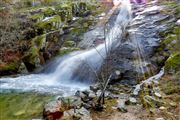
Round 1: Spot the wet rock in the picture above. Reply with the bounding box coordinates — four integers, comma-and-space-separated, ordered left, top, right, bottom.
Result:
117, 43, 135, 58
18, 62, 28, 74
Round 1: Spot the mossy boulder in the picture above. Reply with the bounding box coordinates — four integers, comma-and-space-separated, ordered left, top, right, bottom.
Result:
165, 53, 180, 73
42, 7, 56, 17
0, 62, 19, 74
36, 15, 62, 32
29, 13, 44, 22
32, 34, 46, 49
23, 46, 41, 71
58, 47, 80, 56
56, 4, 73, 22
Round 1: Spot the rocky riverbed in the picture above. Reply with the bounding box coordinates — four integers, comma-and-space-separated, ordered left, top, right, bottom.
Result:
42, 1, 180, 120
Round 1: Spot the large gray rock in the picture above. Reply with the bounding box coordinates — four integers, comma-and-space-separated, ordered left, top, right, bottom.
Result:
63, 107, 92, 120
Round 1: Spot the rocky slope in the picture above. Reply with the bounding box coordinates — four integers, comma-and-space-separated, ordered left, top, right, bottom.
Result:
0, 0, 106, 76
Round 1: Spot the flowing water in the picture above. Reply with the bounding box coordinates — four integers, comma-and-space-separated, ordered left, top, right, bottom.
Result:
133, 67, 164, 96
0, 0, 132, 96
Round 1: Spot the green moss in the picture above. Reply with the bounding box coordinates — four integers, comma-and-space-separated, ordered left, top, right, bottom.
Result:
32, 34, 46, 49
159, 26, 180, 54
24, 47, 39, 65
0, 63, 18, 71
63, 40, 75, 47
104, 98, 117, 113
69, 17, 94, 36
165, 53, 180, 72
29, 13, 44, 21
30, 47, 39, 58
42, 7, 56, 17
168, 2, 180, 11
160, 75, 180, 98
56, 4, 73, 22
58, 47, 80, 56
37, 15, 61, 31
0, 92, 53, 120
163, 34, 176, 44
72, 2, 89, 17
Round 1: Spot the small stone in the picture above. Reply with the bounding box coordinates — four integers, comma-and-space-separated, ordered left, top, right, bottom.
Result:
112, 106, 117, 110
129, 97, 137, 105
156, 118, 165, 120
133, 84, 141, 96
159, 106, 166, 111
115, 70, 121, 75
89, 92, 96, 98
154, 92, 162, 98
176, 19, 180, 25
169, 102, 177, 107
149, 108, 156, 114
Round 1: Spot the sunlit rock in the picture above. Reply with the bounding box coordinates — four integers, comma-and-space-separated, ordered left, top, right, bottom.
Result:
113, 0, 122, 6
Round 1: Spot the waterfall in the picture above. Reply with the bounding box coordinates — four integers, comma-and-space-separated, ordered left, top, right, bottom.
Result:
0, 0, 132, 95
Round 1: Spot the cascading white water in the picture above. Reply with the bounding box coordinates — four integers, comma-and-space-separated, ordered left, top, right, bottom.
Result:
0, 0, 132, 95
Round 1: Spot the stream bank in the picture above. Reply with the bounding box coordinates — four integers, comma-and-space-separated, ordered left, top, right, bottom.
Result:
41, 1, 179, 120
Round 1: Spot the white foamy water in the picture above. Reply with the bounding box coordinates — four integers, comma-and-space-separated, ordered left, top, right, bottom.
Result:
0, 0, 132, 95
